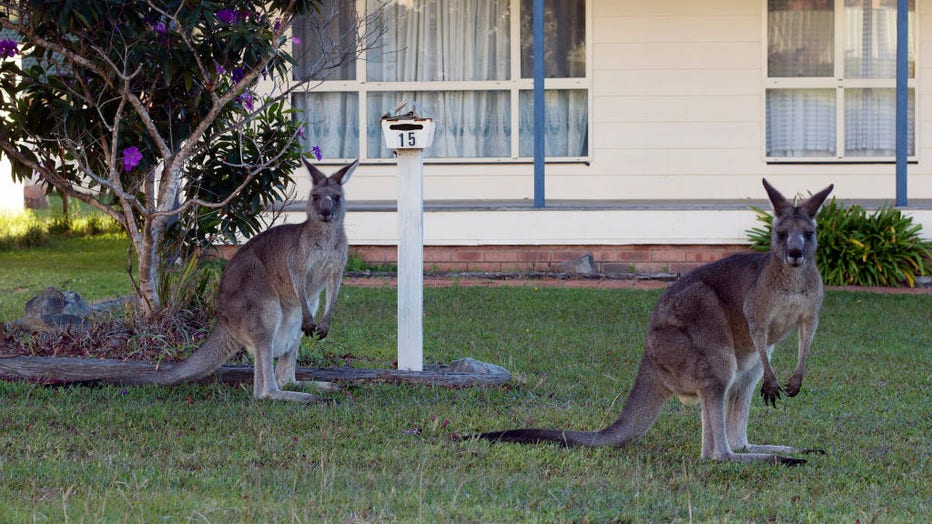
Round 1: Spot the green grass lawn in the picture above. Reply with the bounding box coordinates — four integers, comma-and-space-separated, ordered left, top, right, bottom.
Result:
0, 235, 134, 321
0, 239, 930, 521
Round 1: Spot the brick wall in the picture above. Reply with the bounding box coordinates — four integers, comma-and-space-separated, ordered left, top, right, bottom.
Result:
351, 244, 752, 274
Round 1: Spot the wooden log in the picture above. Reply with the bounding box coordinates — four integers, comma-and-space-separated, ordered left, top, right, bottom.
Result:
0, 356, 511, 388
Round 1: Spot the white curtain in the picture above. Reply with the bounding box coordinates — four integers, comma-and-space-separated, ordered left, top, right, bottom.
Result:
519, 90, 588, 157
766, 89, 836, 158
767, 0, 914, 158
366, 0, 511, 158
767, 5, 834, 78
843, 0, 915, 79
293, 92, 359, 160
845, 88, 914, 157
294, 0, 588, 159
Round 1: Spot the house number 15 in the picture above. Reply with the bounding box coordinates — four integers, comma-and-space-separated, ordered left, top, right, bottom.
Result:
398, 131, 417, 147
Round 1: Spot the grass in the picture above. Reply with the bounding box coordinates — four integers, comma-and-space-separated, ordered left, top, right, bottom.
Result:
1, 242, 931, 521
0, 235, 134, 322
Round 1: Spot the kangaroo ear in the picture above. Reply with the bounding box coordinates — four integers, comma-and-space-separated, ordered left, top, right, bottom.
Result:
801, 183, 834, 217
331, 159, 359, 186
762, 178, 791, 216
304, 158, 327, 186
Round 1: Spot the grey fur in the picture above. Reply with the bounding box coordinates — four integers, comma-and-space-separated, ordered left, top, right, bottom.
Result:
91, 160, 358, 402
476, 179, 834, 465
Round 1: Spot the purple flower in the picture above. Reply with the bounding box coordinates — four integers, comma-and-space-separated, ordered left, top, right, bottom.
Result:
297, 126, 305, 140
231, 67, 245, 85
150, 21, 167, 35
0, 39, 18, 59
215, 64, 226, 76
236, 89, 254, 111
292, 36, 302, 45
216, 8, 237, 25
122, 147, 143, 172
312, 145, 322, 161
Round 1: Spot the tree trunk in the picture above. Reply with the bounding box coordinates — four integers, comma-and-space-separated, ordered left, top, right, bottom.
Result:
132, 226, 162, 316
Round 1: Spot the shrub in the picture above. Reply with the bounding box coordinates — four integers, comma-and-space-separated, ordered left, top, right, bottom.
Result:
747, 198, 932, 287
0, 204, 123, 250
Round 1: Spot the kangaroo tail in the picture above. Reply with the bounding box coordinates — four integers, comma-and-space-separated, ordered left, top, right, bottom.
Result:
474, 355, 671, 448
138, 328, 240, 385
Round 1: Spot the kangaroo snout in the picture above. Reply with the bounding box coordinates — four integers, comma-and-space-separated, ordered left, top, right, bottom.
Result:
785, 234, 807, 266
316, 196, 335, 221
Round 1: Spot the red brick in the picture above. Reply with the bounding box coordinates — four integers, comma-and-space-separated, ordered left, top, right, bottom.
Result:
424, 248, 455, 263
453, 250, 483, 262
650, 248, 686, 262
516, 249, 552, 263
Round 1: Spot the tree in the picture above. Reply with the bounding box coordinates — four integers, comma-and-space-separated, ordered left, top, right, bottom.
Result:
0, 0, 366, 316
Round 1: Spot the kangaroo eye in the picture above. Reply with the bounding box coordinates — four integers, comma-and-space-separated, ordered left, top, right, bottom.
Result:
804, 232, 814, 240
776, 232, 788, 241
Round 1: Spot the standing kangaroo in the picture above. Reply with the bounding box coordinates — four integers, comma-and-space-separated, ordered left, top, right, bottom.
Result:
476, 179, 834, 465
67, 159, 357, 402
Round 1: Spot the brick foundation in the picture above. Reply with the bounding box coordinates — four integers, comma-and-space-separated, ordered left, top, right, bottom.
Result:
350, 244, 752, 275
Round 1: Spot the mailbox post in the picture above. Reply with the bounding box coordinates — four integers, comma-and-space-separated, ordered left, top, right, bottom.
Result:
381, 113, 435, 371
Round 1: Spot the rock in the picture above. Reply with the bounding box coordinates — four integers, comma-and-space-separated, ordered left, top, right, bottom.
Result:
16, 287, 91, 332
561, 253, 596, 275
446, 357, 510, 377
917, 276, 932, 288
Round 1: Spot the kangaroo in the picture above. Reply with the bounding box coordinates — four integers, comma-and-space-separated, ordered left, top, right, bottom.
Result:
475, 179, 834, 465
71, 159, 357, 402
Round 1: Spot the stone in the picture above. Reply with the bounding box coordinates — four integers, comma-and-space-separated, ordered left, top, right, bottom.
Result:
561, 253, 596, 275
16, 287, 91, 331
446, 357, 510, 377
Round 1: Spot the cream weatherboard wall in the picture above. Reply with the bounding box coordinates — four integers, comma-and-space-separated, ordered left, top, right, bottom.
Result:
283, 0, 932, 247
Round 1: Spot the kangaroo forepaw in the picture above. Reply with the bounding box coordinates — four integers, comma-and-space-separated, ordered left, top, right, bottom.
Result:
313, 325, 329, 339
760, 382, 783, 407
785, 377, 803, 397
301, 321, 317, 337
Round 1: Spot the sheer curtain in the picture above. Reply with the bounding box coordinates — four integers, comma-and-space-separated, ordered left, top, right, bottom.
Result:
292, 92, 359, 159
517, 0, 588, 157
293, 0, 359, 159
767, 1, 835, 158
842, 0, 915, 156
366, 0, 512, 158
767, 0, 914, 158
766, 89, 836, 157
519, 90, 588, 157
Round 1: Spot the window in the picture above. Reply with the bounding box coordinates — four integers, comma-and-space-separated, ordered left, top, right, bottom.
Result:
765, 0, 915, 161
292, 0, 589, 162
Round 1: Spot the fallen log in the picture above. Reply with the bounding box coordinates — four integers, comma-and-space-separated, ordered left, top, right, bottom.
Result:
0, 356, 511, 388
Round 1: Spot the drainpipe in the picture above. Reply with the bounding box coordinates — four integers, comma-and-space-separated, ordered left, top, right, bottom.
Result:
896, 0, 908, 206
533, 0, 545, 208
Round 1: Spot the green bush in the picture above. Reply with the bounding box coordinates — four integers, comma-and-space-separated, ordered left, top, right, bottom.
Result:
747, 199, 932, 287
0, 203, 123, 250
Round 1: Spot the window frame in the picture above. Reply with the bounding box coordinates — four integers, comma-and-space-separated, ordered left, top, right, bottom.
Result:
762, 0, 919, 163
293, 0, 592, 164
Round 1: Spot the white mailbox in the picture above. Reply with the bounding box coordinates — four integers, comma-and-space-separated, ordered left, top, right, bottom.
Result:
380, 111, 434, 372
381, 117, 435, 150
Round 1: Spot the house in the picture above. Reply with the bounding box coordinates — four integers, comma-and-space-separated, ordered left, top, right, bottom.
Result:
278, 0, 932, 274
